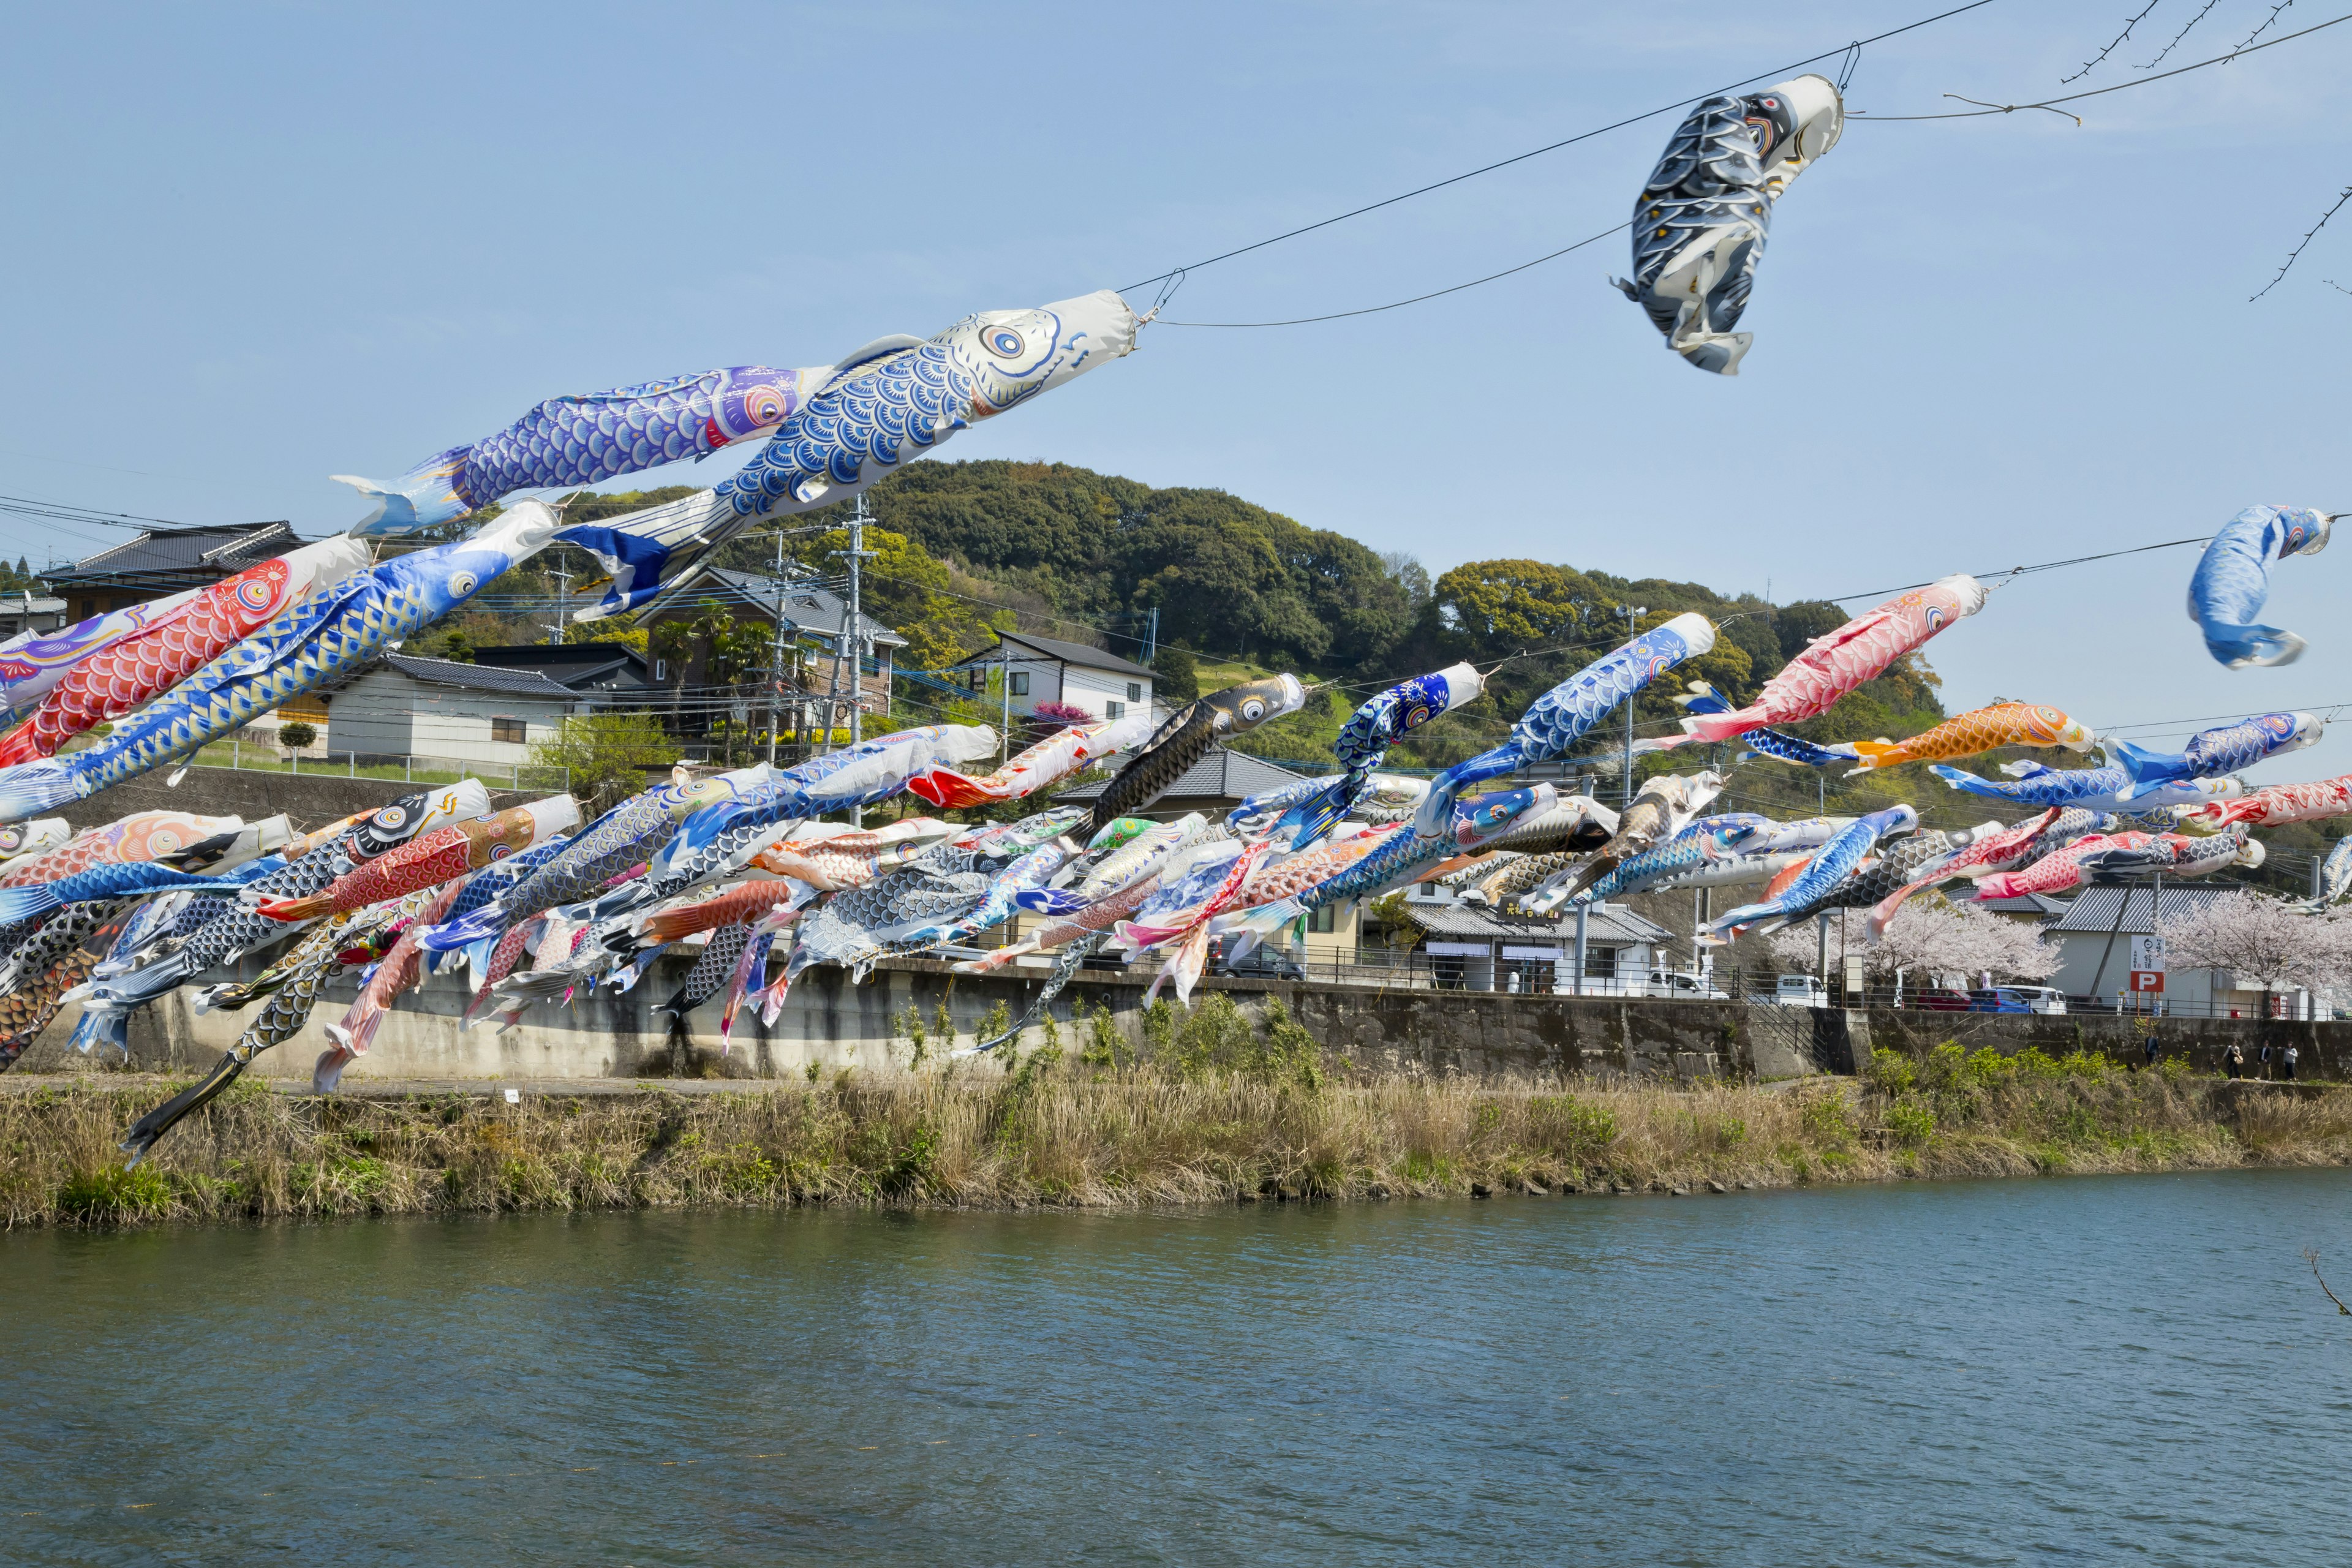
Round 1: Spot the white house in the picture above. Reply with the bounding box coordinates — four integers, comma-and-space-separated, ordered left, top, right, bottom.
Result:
2046, 883, 2318, 1017
949, 632, 1156, 725
320, 653, 595, 768
1401, 888, 1672, 995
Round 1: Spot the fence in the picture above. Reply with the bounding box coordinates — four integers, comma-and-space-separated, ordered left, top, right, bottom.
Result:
188, 741, 569, 794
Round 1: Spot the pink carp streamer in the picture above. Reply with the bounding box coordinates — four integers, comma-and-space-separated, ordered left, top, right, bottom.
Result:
637, 881, 802, 946
0, 538, 368, 764
748, 819, 952, 891
1972, 833, 2157, 901
2190, 774, 2352, 830
1680, 576, 1988, 744
1866, 809, 2057, 940
1123, 844, 1270, 1006
315, 880, 470, 1089
0, 812, 243, 888
907, 717, 1147, 809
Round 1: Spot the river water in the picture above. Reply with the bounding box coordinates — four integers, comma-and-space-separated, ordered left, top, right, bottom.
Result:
6, 1171, 2351, 1566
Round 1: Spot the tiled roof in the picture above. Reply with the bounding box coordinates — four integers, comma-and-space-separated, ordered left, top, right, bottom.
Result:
473, 645, 651, 688
372, 654, 585, 703
639, 565, 905, 646
1052, 744, 1305, 805
52, 522, 297, 584
2048, 884, 2244, 935
1406, 900, 1671, 945
956, 631, 1156, 680
1977, 891, 2070, 919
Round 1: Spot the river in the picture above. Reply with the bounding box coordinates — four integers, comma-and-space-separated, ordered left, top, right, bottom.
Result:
6, 1170, 2350, 1565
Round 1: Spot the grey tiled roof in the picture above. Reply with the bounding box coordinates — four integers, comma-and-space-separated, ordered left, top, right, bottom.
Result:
955, 631, 1156, 680
2048, 884, 2244, 935
1406, 900, 1670, 945
53, 522, 297, 584
1052, 744, 1305, 804
1976, 891, 2070, 919
641, 566, 905, 647
376, 654, 584, 703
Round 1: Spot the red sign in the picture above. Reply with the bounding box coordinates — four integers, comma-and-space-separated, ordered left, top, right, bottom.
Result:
2129, 971, 2165, 993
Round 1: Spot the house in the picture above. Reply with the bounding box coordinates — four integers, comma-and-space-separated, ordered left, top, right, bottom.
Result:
472, 643, 656, 699
948, 632, 1156, 725
47, 521, 299, 622
2045, 884, 2316, 1017
631, 564, 903, 740
318, 653, 598, 768
1400, 897, 1673, 995
1050, 744, 1307, 822
0, 591, 66, 641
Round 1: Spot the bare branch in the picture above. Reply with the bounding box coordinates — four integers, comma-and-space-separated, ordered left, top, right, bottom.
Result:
2253, 186, 2352, 301
2064, 1, 2168, 83
2306, 1247, 2352, 1316
2234, 1, 2298, 53
2140, 0, 2222, 67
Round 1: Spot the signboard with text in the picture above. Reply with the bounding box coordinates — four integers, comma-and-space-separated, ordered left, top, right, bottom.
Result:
2128, 934, 2165, 994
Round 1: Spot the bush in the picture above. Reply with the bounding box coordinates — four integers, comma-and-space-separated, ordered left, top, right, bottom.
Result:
277, 721, 317, 752
527, 712, 678, 813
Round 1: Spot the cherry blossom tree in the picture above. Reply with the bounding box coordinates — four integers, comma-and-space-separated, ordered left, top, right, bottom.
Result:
2155, 892, 2352, 1014
1765, 900, 2057, 984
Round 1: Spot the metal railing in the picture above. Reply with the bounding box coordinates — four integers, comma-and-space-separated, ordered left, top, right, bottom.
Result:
188, 741, 569, 794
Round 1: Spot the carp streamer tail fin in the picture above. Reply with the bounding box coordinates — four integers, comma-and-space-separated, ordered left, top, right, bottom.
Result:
418, 905, 506, 952
120, 1047, 248, 1166
0, 759, 82, 824
0, 884, 61, 924
330, 462, 467, 537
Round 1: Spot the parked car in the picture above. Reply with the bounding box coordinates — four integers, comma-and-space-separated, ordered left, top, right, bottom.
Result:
1971, 986, 2067, 1016
1648, 968, 1731, 1001
1910, 989, 1975, 1012
1773, 974, 1829, 1008
1207, 937, 1306, 982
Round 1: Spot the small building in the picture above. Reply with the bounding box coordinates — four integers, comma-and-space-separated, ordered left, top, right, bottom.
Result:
0, 592, 67, 641
2045, 884, 2313, 1017
472, 643, 656, 699
948, 631, 1156, 725
632, 564, 903, 740
1401, 899, 1673, 995
47, 521, 299, 622
319, 653, 596, 768
1050, 743, 1307, 823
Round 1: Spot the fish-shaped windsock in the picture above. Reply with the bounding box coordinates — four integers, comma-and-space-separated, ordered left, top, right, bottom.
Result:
0, 818, 72, 870
334, 363, 841, 535
1682, 578, 1986, 747
2187, 505, 2332, 668
747, 818, 956, 892
1615, 74, 1843, 375
1705, 804, 1917, 942
0, 899, 132, 1069
1273, 663, 1483, 848
1284, 785, 1558, 916
1971, 832, 2164, 902
2108, 712, 2322, 801
0, 812, 247, 887
0, 505, 562, 824
256, 794, 580, 922
1087, 675, 1306, 832
1416, 614, 1714, 841
0, 862, 254, 925
907, 715, 1149, 810
2318, 838, 2352, 905
1668, 680, 1852, 767
1844, 703, 2094, 774
1931, 759, 2242, 814
1864, 810, 2054, 940
1550, 771, 1725, 905
1560, 812, 1765, 908
318, 880, 471, 1088
557, 293, 1141, 619
0, 589, 217, 720
2189, 773, 2352, 831
0, 537, 372, 766
2078, 829, 2260, 883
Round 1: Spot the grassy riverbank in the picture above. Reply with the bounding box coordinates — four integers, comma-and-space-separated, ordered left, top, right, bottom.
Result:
7, 999, 2351, 1227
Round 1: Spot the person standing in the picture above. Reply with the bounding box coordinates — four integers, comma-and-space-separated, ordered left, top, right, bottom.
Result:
2261, 1043, 2275, 1080
2143, 1036, 2159, 1072
2225, 1043, 2244, 1080
2285, 1044, 2301, 1082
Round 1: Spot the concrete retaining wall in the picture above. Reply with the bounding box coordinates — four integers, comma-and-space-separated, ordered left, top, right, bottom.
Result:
17, 959, 2351, 1085
48, 763, 532, 837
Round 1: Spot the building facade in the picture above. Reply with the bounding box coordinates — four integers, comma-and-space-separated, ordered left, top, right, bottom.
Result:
948, 632, 1156, 725
47, 521, 300, 622
630, 565, 903, 747
320, 654, 594, 767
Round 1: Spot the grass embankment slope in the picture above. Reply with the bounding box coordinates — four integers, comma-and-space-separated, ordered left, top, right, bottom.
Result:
9, 999, 2350, 1229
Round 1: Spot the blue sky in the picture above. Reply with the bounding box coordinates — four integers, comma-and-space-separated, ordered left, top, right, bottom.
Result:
5, 1, 2351, 782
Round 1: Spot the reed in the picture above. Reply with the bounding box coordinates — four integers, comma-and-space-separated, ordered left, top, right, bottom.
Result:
5, 1001, 2346, 1229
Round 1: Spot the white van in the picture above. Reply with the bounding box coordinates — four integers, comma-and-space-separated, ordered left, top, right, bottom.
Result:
1648, 968, 1730, 1000
1774, 974, 1829, 1009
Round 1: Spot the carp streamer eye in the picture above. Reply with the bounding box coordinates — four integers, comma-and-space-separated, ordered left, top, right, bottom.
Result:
744, 385, 789, 424
982, 325, 1027, 360
448, 572, 479, 597
1239, 699, 1266, 722
376, 807, 409, 829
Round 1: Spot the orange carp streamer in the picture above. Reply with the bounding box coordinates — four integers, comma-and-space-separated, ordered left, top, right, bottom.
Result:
1845, 703, 2092, 773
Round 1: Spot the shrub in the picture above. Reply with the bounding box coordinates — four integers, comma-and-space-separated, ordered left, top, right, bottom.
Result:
277, 721, 317, 752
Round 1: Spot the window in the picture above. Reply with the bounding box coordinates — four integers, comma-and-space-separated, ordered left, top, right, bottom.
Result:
1126, 681, 1142, 702
1584, 945, 1620, 980
1308, 903, 1338, 934
654, 657, 668, 682
1009, 671, 1030, 696
1105, 701, 1124, 720
491, 717, 527, 744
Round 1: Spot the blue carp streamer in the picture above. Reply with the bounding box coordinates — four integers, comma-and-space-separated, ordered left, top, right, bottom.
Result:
334, 363, 838, 535
1275, 663, 1480, 848
1706, 805, 1917, 941
2108, 712, 2321, 800
1414, 614, 1715, 840
2186, 506, 2332, 668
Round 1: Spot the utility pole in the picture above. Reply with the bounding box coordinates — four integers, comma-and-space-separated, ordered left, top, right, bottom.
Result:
541, 548, 572, 646
999, 633, 1014, 766
844, 496, 875, 824
1617, 603, 1646, 807
768, 525, 787, 766
1142, 606, 1159, 665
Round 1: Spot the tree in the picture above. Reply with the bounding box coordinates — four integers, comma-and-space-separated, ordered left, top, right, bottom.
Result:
529, 712, 677, 814
277, 721, 317, 753
1766, 900, 2057, 985
1380, 550, 1432, 613
1153, 645, 1199, 704
2156, 892, 2352, 1016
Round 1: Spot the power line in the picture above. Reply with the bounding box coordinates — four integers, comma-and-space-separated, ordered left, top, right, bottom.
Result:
1117, 0, 2001, 293
1155, 222, 1629, 329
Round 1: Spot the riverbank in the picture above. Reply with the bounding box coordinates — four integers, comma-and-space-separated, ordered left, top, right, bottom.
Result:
8, 1032, 2351, 1227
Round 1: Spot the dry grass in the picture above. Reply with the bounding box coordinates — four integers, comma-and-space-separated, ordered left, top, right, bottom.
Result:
7, 1010, 2351, 1229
